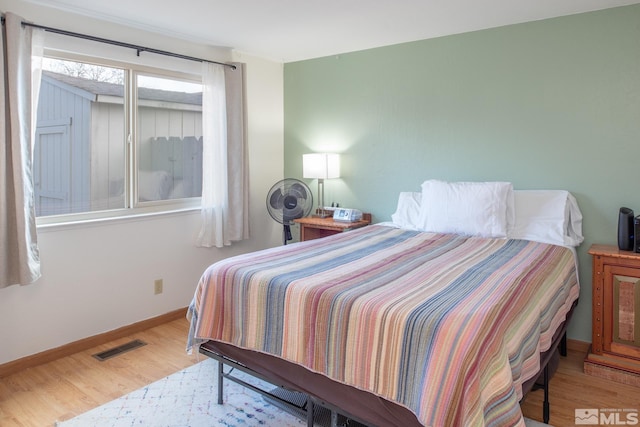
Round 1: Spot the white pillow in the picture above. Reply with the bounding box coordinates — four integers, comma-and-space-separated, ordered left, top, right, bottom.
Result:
508, 190, 584, 247
391, 192, 422, 229
418, 180, 513, 238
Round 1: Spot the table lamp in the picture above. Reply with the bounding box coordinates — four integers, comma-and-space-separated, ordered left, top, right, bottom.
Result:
303, 153, 340, 218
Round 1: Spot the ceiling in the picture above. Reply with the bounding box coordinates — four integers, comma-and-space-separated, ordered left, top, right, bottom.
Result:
25, 0, 640, 63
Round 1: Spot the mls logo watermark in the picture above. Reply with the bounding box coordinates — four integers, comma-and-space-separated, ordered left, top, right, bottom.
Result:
576, 409, 639, 425
576, 409, 600, 425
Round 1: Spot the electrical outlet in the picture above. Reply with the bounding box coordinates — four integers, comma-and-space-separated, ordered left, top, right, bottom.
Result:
154, 279, 163, 295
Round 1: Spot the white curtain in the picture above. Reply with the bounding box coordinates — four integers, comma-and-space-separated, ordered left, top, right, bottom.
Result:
197, 61, 248, 248
0, 13, 44, 288
198, 62, 227, 248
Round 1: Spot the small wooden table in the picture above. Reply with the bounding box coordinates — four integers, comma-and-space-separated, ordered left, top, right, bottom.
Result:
294, 213, 371, 242
584, 244, 640, 386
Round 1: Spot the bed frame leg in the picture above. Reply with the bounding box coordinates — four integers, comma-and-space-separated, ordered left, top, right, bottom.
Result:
217, 360, 224, 405
307, 397, 314, 427
560, 332, 567, 357
543, 364, 550, 424
331, 410, 338, 427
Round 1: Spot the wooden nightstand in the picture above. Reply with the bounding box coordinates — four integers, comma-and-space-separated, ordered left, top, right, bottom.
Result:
584, 244, 640, 386
293, 213, 371, 242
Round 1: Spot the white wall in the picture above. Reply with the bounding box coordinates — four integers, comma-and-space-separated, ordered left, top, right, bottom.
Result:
0, 1, 284, 365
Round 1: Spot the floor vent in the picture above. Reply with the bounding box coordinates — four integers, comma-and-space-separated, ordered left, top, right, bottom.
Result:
92, 339, 147, 361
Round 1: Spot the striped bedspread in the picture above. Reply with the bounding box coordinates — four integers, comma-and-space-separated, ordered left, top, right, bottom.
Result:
188, 225, 579, 427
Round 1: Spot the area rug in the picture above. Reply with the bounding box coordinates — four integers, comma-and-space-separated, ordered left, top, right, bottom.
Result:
56, 358, 551, 427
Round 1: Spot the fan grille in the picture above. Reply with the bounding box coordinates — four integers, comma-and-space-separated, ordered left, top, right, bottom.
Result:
266, 179, 313, 225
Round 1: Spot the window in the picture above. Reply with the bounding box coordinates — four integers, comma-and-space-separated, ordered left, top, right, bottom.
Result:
35, 56, 203, 221
136, 74, 203, 203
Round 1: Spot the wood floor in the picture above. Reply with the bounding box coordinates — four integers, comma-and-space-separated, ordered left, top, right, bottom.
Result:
0, 317, 638, 426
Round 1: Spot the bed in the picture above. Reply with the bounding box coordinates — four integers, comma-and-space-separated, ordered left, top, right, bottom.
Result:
187, 181, 583, 427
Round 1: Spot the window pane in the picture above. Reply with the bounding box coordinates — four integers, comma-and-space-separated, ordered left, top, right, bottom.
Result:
35, 58, 126, 217
136, 74, 203, 202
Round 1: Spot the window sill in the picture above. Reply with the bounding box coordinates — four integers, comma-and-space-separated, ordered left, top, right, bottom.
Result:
36, 205, 201, 232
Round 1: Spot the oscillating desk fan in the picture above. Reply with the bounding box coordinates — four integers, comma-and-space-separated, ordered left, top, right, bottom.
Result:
266, 179, 313, 245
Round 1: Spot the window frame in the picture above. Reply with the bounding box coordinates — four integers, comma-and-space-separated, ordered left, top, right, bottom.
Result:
35, 50, 204, 227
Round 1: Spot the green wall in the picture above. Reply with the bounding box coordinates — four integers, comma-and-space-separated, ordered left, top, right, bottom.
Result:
283, 5, 640, 342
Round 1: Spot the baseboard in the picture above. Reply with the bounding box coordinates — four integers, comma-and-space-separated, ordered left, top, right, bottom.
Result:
0, 307, 187, 379
567, 338, 590, 355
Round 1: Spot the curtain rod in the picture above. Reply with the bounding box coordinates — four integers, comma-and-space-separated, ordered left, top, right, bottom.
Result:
1, 17, 235, 70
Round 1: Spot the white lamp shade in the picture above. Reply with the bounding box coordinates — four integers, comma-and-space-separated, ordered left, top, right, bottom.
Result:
303, 153, 340, 179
